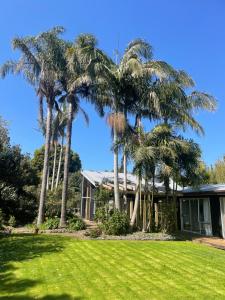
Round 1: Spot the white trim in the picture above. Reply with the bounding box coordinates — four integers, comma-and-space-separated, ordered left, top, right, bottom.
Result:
220, 197, 225, 239
81, 171, 96, 186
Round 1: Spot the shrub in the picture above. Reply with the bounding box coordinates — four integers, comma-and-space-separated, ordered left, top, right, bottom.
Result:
85, 227, 102, 238
94, 206, 110, 223
68, 216, 86, 231
100, 209, 130, 236
8, 215, 16, 227
39, 217, 60, 230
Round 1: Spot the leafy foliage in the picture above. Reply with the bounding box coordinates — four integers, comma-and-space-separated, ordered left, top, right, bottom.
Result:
99, 209, 130, 235
208, 155, 225, 184
0, 117, 39, 224
39, 217, 60, 230
67, 216, 86, 231
32, 145, 81, 177
94, 206, 110, 223
45, 172, 81, 217
94, 186, 112, 207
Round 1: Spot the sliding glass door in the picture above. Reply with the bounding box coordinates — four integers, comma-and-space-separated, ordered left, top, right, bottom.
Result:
180, 198, 212, 235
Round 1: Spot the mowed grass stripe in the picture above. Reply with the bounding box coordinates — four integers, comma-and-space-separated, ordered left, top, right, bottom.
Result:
1, 235, 225, 299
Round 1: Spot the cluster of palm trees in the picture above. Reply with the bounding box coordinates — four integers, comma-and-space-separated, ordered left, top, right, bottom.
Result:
0, 26, 216, 227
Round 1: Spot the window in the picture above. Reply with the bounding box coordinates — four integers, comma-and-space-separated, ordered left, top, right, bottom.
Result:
181, 198, 212, 236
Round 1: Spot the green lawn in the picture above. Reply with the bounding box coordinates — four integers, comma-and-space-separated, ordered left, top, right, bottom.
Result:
1, 235, 225, 299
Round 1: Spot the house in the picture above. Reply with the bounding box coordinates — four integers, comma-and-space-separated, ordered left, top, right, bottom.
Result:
80, 170, 225, 238
179, 184, 225, 238
80, 170, 179, 227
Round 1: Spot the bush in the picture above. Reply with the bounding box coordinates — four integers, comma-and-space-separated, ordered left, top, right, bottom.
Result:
8, 215, 16, 227
85, 227, 102, 238
68, 216, 86, 231
100, 209, 130, 236
94, 206, 110, 223
39, 217, 60, 230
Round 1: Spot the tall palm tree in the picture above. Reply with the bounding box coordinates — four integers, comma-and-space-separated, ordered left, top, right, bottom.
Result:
105, 39, 177, 211
0, 27, 67, 225
59, 34, 111, 226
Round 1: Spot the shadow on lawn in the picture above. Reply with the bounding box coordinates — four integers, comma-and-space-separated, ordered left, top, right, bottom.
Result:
0, 295, 81, 300
0, 234, 83, 299
171, 231, 202, 241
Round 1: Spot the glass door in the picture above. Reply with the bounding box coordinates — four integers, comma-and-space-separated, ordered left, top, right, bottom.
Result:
181, 198, 212, 235
190, 200, 200, 233
199, 198, 212, 235
182, 199, 191, 231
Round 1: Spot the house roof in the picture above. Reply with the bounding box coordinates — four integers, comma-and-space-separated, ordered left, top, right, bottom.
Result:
183, 184, 225, 194
81, 170, 179, 193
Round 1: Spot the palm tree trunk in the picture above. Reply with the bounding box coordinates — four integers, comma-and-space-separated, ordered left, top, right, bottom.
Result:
60, 102, 73, 227
130, 182, 140, 227
37, 102, 53, 226
51, 142, 57, 191
123, 150, 127, 209
113, 120, 120, 211
46, 169, 50, 191
55, 136, 64, 189
123, 109, 128, 210
130, 115, 142, 227
38, 95, 44, 129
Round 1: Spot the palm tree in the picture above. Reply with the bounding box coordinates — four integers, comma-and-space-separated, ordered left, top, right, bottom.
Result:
105, 39, 177, 211
59, 34, 111, 226
0, 27, 67, 225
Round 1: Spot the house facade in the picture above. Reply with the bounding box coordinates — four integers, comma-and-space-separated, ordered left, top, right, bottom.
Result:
80, 170, 179, 229
80, 170, 225, 238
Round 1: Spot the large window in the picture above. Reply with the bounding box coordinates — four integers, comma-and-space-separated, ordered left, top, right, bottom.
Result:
180, 198, 212, 235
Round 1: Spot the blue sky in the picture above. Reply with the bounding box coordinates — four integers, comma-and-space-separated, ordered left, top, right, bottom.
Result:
1, 0, 225, 170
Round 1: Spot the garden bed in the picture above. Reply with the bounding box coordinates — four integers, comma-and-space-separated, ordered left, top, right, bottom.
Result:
2, 226, 191, 241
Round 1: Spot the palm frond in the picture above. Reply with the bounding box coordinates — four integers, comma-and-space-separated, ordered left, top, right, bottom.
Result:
0, 60, 18, 78
79, 106, 89, 125
144, 61, 176, 79
124, 39, 153, 61
188, 91, 217, 112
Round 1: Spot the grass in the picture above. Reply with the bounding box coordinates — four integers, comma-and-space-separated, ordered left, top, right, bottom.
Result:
1, 235, 225, 299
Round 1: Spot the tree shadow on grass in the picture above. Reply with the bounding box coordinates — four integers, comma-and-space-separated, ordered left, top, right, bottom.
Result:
0, 234, 83, 299
0, 295, 81, 300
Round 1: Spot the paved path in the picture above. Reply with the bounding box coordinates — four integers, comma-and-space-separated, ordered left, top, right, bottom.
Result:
194, 237, 225, 250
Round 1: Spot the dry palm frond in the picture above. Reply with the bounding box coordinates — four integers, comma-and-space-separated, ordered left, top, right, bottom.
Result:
107, 112, 126, 133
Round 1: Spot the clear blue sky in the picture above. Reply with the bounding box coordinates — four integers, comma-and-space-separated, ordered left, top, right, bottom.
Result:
1, 0, 225, 170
